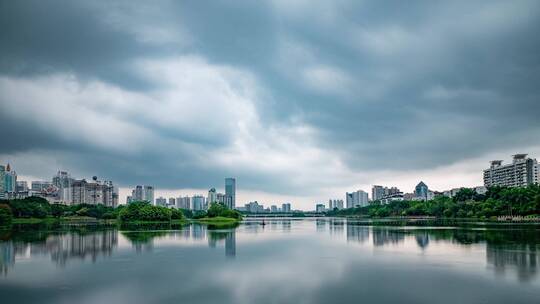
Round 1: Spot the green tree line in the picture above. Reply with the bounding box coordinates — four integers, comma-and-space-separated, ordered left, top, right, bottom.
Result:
327, 185, 540, 219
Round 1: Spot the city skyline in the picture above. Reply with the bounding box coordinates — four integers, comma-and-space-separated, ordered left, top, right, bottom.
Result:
1, 1, 540, 210
5, 153, 537, 212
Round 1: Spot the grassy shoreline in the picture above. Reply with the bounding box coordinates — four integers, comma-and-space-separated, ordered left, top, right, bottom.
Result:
194, 216, 241, 223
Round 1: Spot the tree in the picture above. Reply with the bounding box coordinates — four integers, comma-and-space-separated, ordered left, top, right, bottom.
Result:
0, 204, 13, 226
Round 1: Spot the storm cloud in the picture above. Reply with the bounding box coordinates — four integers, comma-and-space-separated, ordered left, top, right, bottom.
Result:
1, 0, 540, 207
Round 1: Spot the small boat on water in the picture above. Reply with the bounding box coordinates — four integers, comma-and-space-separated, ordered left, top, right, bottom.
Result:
261, 220, 266, 226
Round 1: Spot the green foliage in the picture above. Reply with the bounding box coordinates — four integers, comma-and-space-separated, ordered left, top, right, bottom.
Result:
327, 185, 540, 218
179, 208, 193, 218
118, 201, 172, 222
0, 204, 13, 226
7, 197, 51, 218
170, 208, 184, 220
5, 197, 118, 220
206, 203, 242, 219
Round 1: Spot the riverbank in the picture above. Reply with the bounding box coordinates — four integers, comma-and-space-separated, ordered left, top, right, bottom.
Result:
194, 216, 241, 224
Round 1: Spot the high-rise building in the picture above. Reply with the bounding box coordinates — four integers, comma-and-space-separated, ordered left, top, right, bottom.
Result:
31, 181, 53, 192
176, 196, 191, 209
3, 164, 17, 193
155, 197, 167, 206
192, 195, 206, 211
168, 197, 176, 206
372, 185, 401, 202
483, 154, 539, 187
71, 177, 117, 207
245, 201, 264, 213
328, 199, 344, 210
0, 165, 5, 199
372, 185, 385, 201
52, 171, 73, 204
270, 205, 278, 213
207, 188, 217, 205
16, 181, 28, 192
53, 171, 73, 188
282, 203, 291, 213
129, 185, 154, 204
225, 178, 236, 209
415, 181, 429, 200
346, 190, 369, 208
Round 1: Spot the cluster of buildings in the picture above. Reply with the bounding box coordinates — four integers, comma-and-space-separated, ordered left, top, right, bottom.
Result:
128, 178, 237, 212
237, 202, 292, 213
0, 164, 118, 207
316, 153, 539, 211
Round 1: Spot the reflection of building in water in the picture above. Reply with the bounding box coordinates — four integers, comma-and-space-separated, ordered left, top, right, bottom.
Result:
0, 230, 118, 272
487, 244, 539, 282
207, 229, 236, 258
415, 232, 430, 249
329, 219, 345, 236
225, 231, 235, 257
192, 224, 205, 240
0, 241, 15, 275
281, 220, 291, 232
372, 229, 405, 247
346, 224, 369, 244
45, 230, 117, 266
316, 219, 327, 232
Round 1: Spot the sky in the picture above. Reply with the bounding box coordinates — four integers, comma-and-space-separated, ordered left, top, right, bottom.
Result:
1, 0, 540, 210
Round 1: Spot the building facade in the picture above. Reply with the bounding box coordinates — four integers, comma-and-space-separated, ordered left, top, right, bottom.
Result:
225, 178, 236, 209
207, 188, 217, 205
282, 203, 291, 213
155, 197, 167, 206
192, 195, 206, 211
3, 164, 17, 194
414, 181, 429, 200
71, 178, 117, 207
346, 190, 369, 208
372, 185, 401, 202
328, 199, 344, 210
483, 154, 539, 188
177, 196, 191, 209
129, 185, 154, 204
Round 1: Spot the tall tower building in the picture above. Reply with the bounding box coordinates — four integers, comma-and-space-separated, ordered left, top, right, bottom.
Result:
414, 181, 429, 200
207, 188, 217, 206
0, 165, 5, 199
225, 178, 236, 209
3, 164, 17, 193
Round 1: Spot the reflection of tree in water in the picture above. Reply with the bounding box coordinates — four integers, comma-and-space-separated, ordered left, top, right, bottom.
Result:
484, 229, 539, 282
372, 228, 405, 246
121, 230, 169, 253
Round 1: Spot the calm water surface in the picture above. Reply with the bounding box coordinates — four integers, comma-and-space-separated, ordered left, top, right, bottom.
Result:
1, 218, 539, 304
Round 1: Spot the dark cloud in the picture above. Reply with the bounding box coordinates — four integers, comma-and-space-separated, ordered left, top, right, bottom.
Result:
1, 0, 540, 198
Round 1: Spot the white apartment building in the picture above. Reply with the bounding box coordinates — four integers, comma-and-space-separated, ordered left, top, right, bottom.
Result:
483, 154, 539, 188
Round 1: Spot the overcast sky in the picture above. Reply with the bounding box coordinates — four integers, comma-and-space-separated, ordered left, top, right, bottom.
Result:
1, 0, 540, 209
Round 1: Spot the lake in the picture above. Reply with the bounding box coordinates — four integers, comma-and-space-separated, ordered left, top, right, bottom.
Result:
1, 218, 539, 304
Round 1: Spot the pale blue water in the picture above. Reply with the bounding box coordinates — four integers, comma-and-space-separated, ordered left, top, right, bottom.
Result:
1, 218, 539, 304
